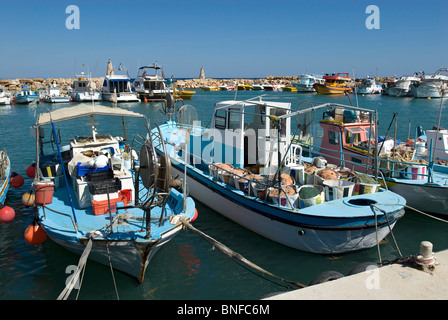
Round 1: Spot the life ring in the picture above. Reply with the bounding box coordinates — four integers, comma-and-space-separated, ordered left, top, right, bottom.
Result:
309, 271, 344, 286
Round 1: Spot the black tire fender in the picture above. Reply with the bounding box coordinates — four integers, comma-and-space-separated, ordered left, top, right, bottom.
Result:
309, 271, 344, 286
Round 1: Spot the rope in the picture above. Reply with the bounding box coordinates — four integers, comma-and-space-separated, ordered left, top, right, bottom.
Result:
179, 216, 306, 289
57, 237, 93, 300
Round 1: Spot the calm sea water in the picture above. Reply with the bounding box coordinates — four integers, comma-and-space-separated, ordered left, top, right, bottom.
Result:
0, 90, 447, 300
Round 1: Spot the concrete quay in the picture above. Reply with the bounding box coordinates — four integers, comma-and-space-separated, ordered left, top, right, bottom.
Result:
266, 244, 448, 300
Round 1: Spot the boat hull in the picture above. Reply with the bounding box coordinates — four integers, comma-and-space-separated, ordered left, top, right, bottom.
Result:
71, 92, 102, 102
411, 85, 447, 98
45, 224, 183, 283
0, 155, 11, 205
387, 87, 412, 97
101, 92, 140, 102
314, 84, 352, 94
15, 96, 39, 104
168, 159, 403, 254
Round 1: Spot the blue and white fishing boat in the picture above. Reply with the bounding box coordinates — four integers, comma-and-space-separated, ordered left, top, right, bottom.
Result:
357, 77, 382, 94
291, 74, 324, 92
14, 86, 39, 104
0, 149, 11, 205
41, 86, 71, 103
32, 104, 196, 283
154, 96, 406, 254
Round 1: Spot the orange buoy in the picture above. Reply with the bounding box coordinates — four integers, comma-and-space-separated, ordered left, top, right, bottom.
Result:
26, 164, 36, 178
24, 220, 47, 245
0, 204, 15, 223
22, 191, 35, 207
10, 172, 24, 188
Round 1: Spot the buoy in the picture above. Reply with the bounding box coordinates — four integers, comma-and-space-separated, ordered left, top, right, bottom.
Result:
22, 191, 35, 207
26, 163, 36, 178
24, 220, 47, 245
144, 98, 148, 103
10, 172, 24, 188
191, 208, 199, 222
0, 204, 15, 223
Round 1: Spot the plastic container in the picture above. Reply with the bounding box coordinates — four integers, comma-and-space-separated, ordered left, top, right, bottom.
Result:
34, 181, 55, 205
343, 110, 357, 123
297, 185, 325, 208
77, 162, 109, 177
403, 165, 427, 180
268, 185, 298, 208
323, 179, 355, 200
353, 182, 380, 195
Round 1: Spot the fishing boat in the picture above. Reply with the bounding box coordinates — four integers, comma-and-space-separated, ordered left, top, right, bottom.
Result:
14, 86, 39, 104
101, 61, 140, 103
387, 76, 421, 97
313, 73, 354, 94
201, 86, 220, 91
41, 86, 71, 103
357, 78, 382, 94
291, 74, 324, 92
0, 149, 11, 205
219, 85, 235, 91
70, 73, 102, 102
0, 87, 11, 105
411, 68, 448, 98
282, 86, 297, 92
133, 63, 173, 101
31, 104, 196, 283
174, 88, 196, 100
305, 105, 448, 216
153, 96, 406, 254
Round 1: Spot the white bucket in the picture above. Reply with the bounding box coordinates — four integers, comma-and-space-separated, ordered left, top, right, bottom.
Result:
297, 185, 325, 208
403, 165, 427, 180
323, 179, 355, 200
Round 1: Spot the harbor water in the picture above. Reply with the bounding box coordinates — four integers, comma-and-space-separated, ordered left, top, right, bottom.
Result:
0, 90, 447, 300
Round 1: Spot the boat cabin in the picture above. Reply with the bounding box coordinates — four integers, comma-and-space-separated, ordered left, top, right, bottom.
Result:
322, 73, 352, 86
102, 75, 133, 94
193, 99, 293, 174
72, 73, 94, 93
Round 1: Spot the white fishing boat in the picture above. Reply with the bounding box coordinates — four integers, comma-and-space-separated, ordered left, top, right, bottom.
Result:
154, 96, 406, 254
357, 78, 382, 94
291, 74, 324, 92
0, 87, 11, 105
42, 86, 71, 103
30, 104, 197, 284
411, 68, 448, 98
387, 76, 420, 97
133, 62, 173, 101
101, 61, 140, 103
70, 72, 102, 102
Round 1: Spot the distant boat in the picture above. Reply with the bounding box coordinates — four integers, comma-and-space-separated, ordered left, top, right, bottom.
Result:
174, 88, 195, 99
133, 63, 173, 100
70, 73, 102, 102
42, 86, 71, 103
202, 86, 219, 91
252, 84, 265, 91
219, 85, 235, 91
0, 87, 11, 105
282, 86, 297, 92
291, 74, 324, 92
314, 73, 353, 94
387, 76, 420, 97
357, 78, 382, 94
101, 60, 140, 103
237, 84, 253, 90
15, 86, 39, 104
411, 68, 448, 98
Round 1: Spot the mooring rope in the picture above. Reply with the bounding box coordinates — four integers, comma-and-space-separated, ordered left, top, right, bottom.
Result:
179, 217, 307, 289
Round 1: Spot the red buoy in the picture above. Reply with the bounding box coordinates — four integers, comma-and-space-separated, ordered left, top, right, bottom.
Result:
26, 164, 36, 178
24, 221, 47, 245
0, 205, 15, 223
10, 172, 24, 188
191, 208, 199, 222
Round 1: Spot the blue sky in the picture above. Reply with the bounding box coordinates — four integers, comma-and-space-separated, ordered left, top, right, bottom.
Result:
1, 0, 447, 79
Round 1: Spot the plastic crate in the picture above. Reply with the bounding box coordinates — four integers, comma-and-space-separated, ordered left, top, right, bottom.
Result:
92, 199, 117, 215
77, 162, 109, 177
89, 178, 122, 195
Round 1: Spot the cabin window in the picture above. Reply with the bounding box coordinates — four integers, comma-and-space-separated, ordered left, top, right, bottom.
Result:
328, 130, 339, 145
228, 108, 241, 130
215, 109, 226, 129
269, 108, 287, 137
